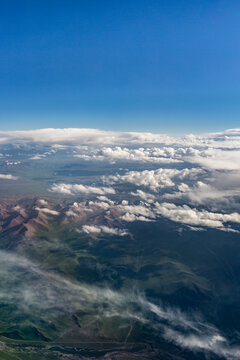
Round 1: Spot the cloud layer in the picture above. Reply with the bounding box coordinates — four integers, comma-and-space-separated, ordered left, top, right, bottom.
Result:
1, 128, 240, 358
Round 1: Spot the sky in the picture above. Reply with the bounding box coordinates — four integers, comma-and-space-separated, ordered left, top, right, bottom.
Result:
0, 0, 239, 133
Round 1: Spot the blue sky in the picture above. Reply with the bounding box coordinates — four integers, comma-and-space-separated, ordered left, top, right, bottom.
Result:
0, 0, 239, 133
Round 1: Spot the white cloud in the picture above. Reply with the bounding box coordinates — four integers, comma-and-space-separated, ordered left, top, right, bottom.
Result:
0, 174, 18, 180
121, 213, 154, 222
38, 199, 48, 206
119, 203, 156, 222
6, 161, 21, 166
75, 146, 181, 164
131, 190, 156, 203
155, 202, 240, 230
164, 327, 240, 360
30, 154, 46, 160
88, 201, 112, 210
50, 183, 116, 196
65, 201, 93, 217
105, 167, 203, 191
65, 197, 157, 223
82, 225, 128, 236
0, 128, 240, 152
0, 128, 176, 146
184, 148, 240, 171
164, 176, 240, 207
0, 249, 239, 359
35, 207, 59, 216
97, 196, 115, 204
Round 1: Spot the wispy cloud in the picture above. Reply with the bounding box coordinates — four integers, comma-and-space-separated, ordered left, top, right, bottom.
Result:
0, 250, 239, 359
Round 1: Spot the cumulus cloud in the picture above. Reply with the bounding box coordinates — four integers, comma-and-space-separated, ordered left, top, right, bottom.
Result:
88, 200, 112, 210
119, 203, 156, 222
75, 146, 181, 164
105, 168, 203, 192
155, 202, 240, 231
51, 183, 116, 196
121, 213, 154, 222
65, 197, 157, 223
130, 190, 156, 203
65, 201, 93, 217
